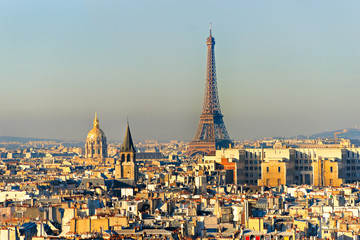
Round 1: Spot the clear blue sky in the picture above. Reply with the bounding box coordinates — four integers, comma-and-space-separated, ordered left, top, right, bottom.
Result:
1, 1, 360, 141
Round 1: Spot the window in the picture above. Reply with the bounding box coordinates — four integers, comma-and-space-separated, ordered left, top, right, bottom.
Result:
278, 167, 281, 172
277, 179, 281, 185
267, 167, 269, 172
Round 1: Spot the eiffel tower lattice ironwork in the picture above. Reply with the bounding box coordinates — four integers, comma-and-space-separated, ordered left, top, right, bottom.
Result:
187, 28, 233, 156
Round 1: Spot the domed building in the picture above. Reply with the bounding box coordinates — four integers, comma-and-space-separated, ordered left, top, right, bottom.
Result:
85, 113, 107, 159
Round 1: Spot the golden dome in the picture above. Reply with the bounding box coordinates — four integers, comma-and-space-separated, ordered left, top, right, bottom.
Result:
86, 112, 106, 141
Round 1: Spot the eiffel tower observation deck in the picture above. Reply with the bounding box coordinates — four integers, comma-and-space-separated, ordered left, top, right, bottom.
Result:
187, 27, 233, 156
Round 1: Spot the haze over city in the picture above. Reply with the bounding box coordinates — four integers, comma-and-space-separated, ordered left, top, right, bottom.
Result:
2, 1, 360, 141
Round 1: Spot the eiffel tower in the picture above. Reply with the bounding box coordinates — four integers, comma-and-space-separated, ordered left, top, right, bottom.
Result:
187, 28, 233, 156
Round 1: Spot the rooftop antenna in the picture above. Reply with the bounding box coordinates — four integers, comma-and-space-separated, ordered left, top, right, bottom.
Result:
209, 22, 212, 36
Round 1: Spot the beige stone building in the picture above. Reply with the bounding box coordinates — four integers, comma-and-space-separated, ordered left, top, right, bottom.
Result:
70, 216, 128, 233
211, 146, 360, 187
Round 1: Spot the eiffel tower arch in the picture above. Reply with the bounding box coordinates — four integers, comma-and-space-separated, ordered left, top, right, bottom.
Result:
187, 28, 233, 156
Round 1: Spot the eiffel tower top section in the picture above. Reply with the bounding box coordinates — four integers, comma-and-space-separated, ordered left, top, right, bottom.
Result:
202, 27, 222, 116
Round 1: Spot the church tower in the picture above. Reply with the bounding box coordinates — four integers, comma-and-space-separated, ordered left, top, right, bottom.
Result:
115, 123, 138, 180
85, 113, 107, 159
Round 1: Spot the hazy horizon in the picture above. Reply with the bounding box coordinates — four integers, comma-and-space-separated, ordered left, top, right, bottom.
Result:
2, 1, 360, 142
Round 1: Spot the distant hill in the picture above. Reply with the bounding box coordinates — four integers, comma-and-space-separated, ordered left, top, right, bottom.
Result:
309, 128, 360, 140
0, 136, 61, 143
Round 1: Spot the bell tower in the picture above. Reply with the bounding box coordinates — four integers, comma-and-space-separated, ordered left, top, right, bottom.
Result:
115, 122, 138, 180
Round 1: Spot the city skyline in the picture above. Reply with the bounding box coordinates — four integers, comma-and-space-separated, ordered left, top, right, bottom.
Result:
2, 1, 360, 141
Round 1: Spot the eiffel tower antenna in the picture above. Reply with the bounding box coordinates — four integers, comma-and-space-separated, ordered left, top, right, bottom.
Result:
187, 27, 232, 156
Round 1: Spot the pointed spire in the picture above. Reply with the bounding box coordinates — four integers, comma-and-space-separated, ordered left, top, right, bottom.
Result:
206, 24, 215, 46
93, 112, 99, 128
120, 122, 135, 152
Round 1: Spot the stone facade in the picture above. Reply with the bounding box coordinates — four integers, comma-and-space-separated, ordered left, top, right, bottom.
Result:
115, 151, 137, 180
312, 157, 343, 187
208, 147, 360, 187
258, 160, 288, 187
